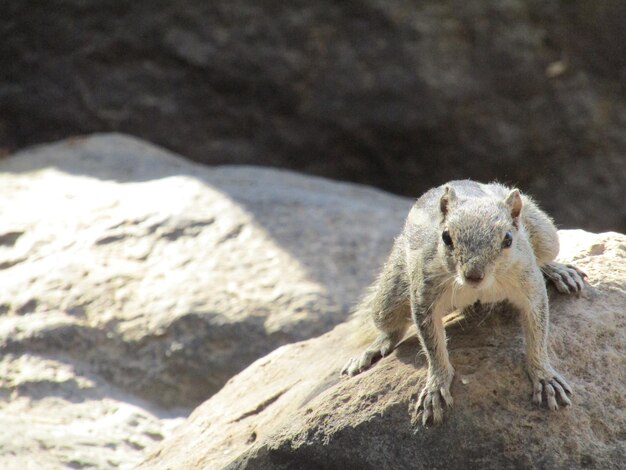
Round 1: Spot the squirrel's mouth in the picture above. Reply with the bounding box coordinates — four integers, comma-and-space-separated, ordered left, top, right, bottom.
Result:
464, 277, 484, 288
457, 270, 494, 290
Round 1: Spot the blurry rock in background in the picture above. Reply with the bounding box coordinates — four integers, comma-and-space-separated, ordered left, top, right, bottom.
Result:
1, 1, 624, 232
0, 134, 410, 409
0, 134, 412, 467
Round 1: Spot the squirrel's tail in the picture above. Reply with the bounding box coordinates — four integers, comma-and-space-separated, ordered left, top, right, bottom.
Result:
344, 284, 382, 348
344, 237, 411, 347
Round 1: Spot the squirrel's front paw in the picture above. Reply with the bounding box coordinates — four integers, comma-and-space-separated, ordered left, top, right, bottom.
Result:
528, 366, 572, 410
416, 368, 454, 426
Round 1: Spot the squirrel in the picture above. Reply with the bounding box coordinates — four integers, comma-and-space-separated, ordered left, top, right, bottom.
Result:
341, 180, 587, 425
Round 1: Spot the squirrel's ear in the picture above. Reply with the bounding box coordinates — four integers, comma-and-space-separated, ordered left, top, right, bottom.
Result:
440, 185, 457, 217
504, 189, 523, 219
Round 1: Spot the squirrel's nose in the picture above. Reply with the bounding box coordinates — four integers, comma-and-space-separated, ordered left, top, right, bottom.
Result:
463, 267, 485, 284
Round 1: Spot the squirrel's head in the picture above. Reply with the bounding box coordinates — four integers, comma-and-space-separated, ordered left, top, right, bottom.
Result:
439, 185, 523, 289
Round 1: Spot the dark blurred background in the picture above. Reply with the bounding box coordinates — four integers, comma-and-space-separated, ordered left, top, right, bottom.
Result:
1, 0, 625, 231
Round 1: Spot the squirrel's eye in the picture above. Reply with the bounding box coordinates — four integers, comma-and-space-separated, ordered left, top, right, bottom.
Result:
442, 230, 453, 247
502, 231, 513, 248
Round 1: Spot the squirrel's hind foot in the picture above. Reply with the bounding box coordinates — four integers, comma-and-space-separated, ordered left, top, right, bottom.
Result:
340, 334, 398, 376
542, 262, 587, 294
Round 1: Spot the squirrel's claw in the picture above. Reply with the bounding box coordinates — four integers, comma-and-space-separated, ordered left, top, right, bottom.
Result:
415, 370, 454, 426
543, 262, 587, 295
416, 385, 453, 426
341, 334, 400, 377
340, 349, 381, 376
529, 368, 572, 410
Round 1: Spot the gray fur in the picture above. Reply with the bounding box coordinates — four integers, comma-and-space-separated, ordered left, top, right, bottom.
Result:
341, 180, 586, 425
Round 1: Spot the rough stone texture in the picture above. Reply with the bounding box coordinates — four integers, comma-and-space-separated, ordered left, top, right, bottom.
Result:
139, 230, 626, 469
0, 133, 411, 410
1, 1, 625, 232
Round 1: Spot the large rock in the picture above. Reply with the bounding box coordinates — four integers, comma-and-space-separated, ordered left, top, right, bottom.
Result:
1, 1, 625, 232
139, 230, 626, 469
0, 134, 410, 409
